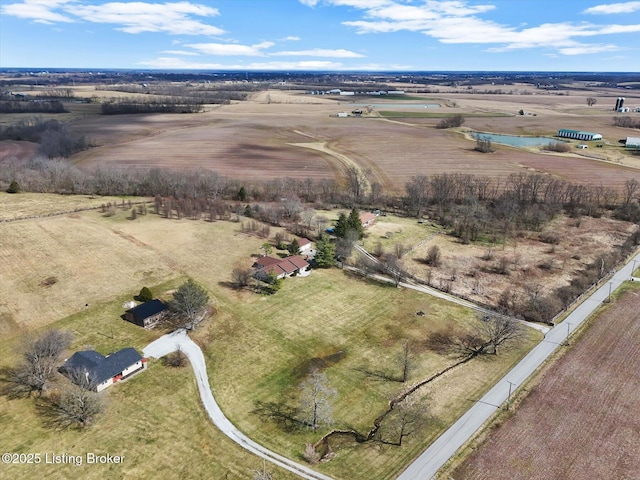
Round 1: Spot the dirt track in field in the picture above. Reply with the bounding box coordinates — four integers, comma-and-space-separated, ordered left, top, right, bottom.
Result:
450, 286, 640, 480
65, 88, 640, 192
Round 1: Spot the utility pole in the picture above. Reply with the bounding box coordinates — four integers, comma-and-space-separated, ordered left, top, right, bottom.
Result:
564, 322, 572, 346
606, 281, 612, 303
506, 380, 516, 411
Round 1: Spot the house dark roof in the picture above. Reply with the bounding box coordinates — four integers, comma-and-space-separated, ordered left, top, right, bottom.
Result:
126, 299, 167, 322
61, 348, 143, 385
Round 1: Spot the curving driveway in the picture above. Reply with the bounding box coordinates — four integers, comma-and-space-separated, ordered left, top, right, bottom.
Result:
143, 330, 332, 480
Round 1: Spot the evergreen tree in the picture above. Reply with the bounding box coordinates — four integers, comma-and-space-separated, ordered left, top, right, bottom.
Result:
314, 235, 336, 268
334, 212, 349, 238
288, 238, 300, 255
347, 207, 365, 239
138, 286, 153, 302
6, 180, 20, 194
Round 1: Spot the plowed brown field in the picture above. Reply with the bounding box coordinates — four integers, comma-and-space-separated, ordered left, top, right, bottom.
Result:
67, 88, 640, 191
450, 285, 640, 480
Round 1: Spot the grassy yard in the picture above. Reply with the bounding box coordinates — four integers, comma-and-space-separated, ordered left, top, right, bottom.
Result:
0, 197, 540, 480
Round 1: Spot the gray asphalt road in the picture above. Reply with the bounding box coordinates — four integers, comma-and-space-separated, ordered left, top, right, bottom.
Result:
397, 252, 640, 479
143, 330, 333, 480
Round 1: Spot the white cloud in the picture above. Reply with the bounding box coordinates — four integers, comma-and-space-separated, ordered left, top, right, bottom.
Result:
334, 0, 640, 56
557, 43, 620, 55
138, 56, 347, 70
272, 48, 364, 57
186, 41, 275, 56
583, 1, 640, 14
161, 49, 200, 56
282, 36, 301, 41
1, 0, 75, 23
70, 2, 223, 35
1, 1, 224, 35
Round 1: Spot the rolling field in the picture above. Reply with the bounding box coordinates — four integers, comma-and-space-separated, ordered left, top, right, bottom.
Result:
0, 196, 540, 480
448, 283, 640, 480
59, 87, 640, 192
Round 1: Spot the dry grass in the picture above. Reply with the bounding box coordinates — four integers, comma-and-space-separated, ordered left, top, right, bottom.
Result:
0, 192, 141, 221
0, 197, 541, 480
448, 283, 640, 480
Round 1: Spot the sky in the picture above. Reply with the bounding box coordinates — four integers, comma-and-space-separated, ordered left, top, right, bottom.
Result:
1, 0, 640, 71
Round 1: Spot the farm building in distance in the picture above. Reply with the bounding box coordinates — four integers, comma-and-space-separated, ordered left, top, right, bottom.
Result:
60, 348, 146, 392
124, 299, 167, 329
627, 137, 640, 149
557, 129, 602, 141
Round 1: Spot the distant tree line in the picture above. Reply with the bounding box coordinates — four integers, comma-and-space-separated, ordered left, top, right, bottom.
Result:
0, 100, 67, 114
101, 98, 205, 115
614, 116, 640, 129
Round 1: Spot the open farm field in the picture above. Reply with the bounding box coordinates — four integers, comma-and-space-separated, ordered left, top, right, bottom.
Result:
449, 283, 640, 480
61, 87, 640, 192
0, 195, 541, 480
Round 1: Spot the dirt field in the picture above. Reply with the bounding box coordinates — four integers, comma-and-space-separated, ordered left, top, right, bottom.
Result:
449, 284, 640, 480
58, 87, 640, 192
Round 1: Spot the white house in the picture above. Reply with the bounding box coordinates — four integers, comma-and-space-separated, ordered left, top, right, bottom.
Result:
60, 348, 146, 392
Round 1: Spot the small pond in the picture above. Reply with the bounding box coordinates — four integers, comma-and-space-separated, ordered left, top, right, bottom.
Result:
472, 132, 562, 147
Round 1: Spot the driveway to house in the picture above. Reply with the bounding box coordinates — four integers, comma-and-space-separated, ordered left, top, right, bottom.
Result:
397, 251, 640, 480
143, 330, 332, 480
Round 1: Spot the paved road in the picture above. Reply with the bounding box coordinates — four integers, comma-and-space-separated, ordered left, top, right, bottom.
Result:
397, 252, 640, 479
143, 330, 332, 480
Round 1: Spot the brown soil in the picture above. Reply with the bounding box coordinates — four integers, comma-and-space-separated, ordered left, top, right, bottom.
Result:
450, 285, 640, 480
66, 88, 640, 193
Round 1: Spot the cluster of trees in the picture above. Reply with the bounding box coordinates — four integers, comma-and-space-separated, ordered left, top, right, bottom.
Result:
0, 330, 104, 429
0, 118, 87, 158
101, 98, 205, 115
614, 116, 640, 129
435, 114, 465, 129
0, 100, 67, 114
542, 141, 572, 153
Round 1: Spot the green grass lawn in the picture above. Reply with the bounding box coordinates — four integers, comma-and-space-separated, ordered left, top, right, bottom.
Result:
0, 199, 541, 480
378, 111, 512, 118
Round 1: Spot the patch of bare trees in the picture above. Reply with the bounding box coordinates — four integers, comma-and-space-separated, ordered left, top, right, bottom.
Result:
36, 369, 105, 429
435, 114, 465, 129
0, 330, 73, 398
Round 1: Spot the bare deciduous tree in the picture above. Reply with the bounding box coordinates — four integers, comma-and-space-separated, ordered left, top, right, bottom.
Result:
379, 397, 427, 446
299, 368, 335, 431
586, 97, 597, 106
37, 370, 104, 429
429, 315, 522, 357
425, 245, 441, 267
0, 330, 73, 398
232, 266, 254, 288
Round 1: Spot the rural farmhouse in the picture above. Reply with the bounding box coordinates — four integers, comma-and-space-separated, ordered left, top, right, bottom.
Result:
253, 255, 310, 280
359, 212, 377, 228
60, 347, 146, 392
124, 299, 167, 329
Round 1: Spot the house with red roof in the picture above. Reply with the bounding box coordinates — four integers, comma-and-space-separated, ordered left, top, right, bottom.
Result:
253, 255, 310, 280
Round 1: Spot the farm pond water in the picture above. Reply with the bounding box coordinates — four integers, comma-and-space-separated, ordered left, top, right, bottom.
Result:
472, 132, 562, 147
